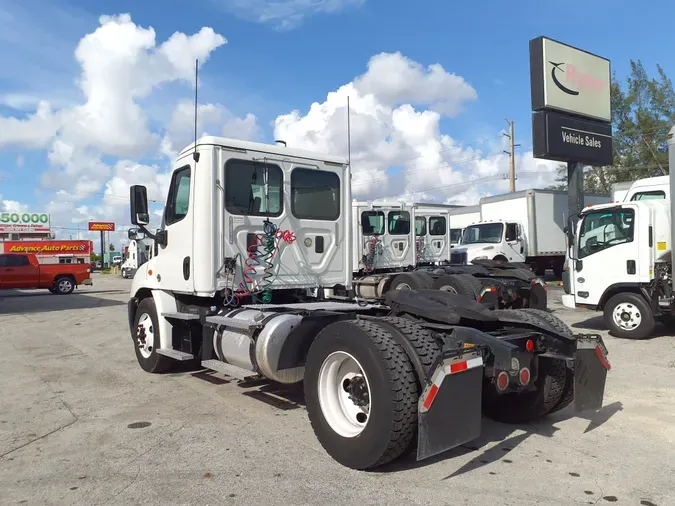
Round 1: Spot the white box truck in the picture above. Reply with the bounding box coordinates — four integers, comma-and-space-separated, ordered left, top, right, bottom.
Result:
452, 190, 611, 277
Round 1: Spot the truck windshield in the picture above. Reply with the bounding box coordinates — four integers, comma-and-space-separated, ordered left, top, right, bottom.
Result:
461, 223, 503, 244
578, 208, 635, 259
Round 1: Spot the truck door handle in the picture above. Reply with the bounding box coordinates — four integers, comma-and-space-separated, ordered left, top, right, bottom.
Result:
627, 259, 636, 275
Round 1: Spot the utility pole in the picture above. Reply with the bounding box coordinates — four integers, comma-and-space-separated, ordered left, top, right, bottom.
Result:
503, 119, 520, 192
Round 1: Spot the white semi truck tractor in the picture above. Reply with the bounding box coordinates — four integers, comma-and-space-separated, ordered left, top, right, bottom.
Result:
127, 136, 611, 469
561, 126, 675, 339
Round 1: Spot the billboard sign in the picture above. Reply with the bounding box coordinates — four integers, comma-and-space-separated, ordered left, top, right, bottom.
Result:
0, 212, 50, 233
530, 36, 611, 122
88, 222, 115, 231
532, 110, 613, 166
2, 240, 91, 255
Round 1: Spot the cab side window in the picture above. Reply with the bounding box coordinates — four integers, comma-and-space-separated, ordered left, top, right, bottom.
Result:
225, 159, 283, 217
165, 166, 191, 225
505, 223, 518, 241
415, 217, 426, 236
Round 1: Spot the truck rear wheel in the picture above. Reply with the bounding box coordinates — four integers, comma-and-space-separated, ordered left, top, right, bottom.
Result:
389, 272, 431, 291
133, 297, 173, 374
304, 319, 418, 469
54, 276, 75, 295
432, 273, 483, 299
482, 357, 567, 423
603, 292, 655, 339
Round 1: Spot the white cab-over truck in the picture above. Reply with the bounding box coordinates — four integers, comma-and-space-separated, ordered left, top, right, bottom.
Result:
350, 200, 548, 310
121, 238, 150, 279
127, 136, 610, 469
452, 190, 610, 277
561, 132, 674, 338
448, 205, 481, 250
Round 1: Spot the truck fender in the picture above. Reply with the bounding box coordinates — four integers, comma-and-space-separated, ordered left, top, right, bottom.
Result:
598, 283, 647, 310
356, 315, 429, 385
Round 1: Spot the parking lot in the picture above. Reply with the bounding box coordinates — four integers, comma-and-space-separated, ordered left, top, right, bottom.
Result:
0, 274, 674, 506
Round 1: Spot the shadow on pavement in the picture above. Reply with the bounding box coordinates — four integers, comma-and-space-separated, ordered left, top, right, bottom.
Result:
571, 315, 671, 339
0, 290, 126, 314
373, 401, 623, 476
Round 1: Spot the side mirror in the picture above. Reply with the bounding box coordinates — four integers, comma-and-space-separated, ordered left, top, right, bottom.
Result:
130, 186, 150, 226
128, 228, 145, 240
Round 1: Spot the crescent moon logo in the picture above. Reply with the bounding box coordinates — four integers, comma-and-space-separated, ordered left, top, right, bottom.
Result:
549, 62, 579, 96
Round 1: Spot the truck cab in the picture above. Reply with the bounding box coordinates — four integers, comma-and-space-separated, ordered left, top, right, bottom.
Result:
412, 204, 450, 265
562, 200, 671, 338
452, 220, 525, 264
624, 175, 669, 201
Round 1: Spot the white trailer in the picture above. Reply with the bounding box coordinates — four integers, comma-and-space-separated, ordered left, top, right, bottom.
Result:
452, 190, 610, 276
611, 181, 633, 202
448, 206, 481, 248
126, 135, 610, 470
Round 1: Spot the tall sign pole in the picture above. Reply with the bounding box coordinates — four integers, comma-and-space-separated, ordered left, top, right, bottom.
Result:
529, 36, 612, 231
668, 126, 675, 279
100, 231, 105, 267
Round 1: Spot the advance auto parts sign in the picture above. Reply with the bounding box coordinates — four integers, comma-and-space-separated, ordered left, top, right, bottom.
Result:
0, 212, 50, 233
530, 36, 611, 123
3, 240, 91, 255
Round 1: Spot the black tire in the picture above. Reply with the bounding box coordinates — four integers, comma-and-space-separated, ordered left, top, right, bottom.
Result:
482, 357, 567, 423
519, 308, 574, 338
520, 309, 576, 414
432, 273, 483, 299
53, 276, 75, 295
603, 292, 655, 339
412, 271, 434, 288
133, 297, 173, 374
389, 272, 429, 292
304, 319, 418, 469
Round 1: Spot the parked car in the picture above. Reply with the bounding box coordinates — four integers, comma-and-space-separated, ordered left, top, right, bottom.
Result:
0, 253, 92, 294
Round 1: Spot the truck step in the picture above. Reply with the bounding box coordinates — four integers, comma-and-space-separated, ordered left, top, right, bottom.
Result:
162, 312, 201, 321
205, 315, 260, 331
157, 349, 194, 361
201, 360, 259, 380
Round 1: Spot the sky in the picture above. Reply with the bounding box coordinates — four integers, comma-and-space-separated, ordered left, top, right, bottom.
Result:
1, 0, 673, 251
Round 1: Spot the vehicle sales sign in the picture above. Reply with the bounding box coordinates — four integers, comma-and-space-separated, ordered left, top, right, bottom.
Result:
0, 212, 50, 233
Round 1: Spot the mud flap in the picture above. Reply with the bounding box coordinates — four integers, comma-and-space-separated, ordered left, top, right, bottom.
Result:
416, 349, 484, 461
528, 281, 547, 309
477, 286, 500, 309
574, 335, 611, 412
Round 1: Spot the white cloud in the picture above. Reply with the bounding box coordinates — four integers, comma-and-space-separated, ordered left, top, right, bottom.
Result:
217, 0, 366, 30
160, 100, 261, 159
354, 52, 478, 116
274, 52, 557, 205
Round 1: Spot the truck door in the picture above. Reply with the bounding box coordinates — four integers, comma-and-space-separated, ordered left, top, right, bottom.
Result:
156, 163, 194, 293
574, 207, 639, 306
503, 222, 525, 262
0, 254, 38, 289
386, 209, 413, 266
428, 215, 449, 262
414, 216, 427, 263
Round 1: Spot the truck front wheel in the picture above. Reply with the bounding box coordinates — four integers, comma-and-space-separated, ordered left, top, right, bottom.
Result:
603, 292, 655, 339
133, 298, 173, 373
304, 319, 418, 470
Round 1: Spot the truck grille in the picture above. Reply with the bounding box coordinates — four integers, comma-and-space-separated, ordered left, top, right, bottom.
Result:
451, 251, 467, 265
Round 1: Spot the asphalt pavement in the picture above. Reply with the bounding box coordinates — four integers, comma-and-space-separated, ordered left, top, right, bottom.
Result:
0, 274, 673, 505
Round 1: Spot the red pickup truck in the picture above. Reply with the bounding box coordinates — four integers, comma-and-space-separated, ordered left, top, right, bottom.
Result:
0, 253, 92, 294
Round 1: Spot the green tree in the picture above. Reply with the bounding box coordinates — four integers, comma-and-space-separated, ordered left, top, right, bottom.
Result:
548, 60, 675, 192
